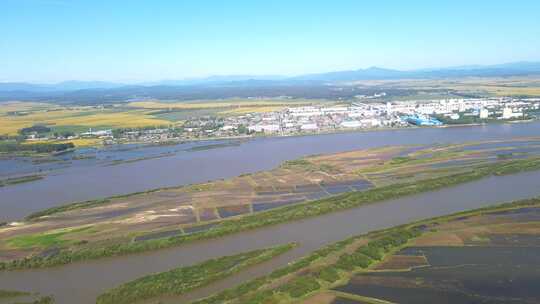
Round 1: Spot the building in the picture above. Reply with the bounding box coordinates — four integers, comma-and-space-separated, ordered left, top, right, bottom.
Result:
248, 124, 280, 133
341, 121, 362, 128
479, 108, 490, 119
403, 115, 443, 126
502, 108, 523, 120
300, 123, 318, 131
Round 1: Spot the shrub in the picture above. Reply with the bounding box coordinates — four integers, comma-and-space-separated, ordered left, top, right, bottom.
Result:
279, 276, 320, 298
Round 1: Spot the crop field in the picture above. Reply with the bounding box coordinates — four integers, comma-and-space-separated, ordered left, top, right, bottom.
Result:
129, 98, 330, 121
0, 101, 56, 115
0, 102, 171, 136
411, 77, 540, 97
348, 77, 540, 100
0, 98, 332, 135
1, 138, 540, 264
129, 98, 327, 109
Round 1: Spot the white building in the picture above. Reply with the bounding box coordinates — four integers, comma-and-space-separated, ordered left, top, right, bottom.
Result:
501, 108, 523, 120
300, 123, 318, 130
479, 108, 490, 119
341, 121, 362, 128
248, 124, 280, 133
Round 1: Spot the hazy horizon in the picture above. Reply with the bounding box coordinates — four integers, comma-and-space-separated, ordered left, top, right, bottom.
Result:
2, 0, 540, 83
3, 60, 540, 85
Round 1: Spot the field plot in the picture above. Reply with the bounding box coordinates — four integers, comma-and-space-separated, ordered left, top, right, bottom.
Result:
128, 98, 328, 121
332, 207, 540, 304
0, 102, 170, 136
357, 77, 540, 99
2, 138, 540, 263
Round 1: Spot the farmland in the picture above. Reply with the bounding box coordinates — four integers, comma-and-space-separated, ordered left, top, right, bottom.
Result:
358, 77, 540, 99
0, 98, 320, 137
0, 101, 169, 136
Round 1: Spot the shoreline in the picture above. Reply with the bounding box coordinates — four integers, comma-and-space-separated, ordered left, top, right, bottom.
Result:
1, 119, 538, 157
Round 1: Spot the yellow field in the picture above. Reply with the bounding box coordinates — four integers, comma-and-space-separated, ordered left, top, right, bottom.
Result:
129, 98, 327, 110
21, 138, 102, 147
0, 101, 56, 115
463, 86, 540, 96
347, 77, 540, 97
218, 106, 287, 115
0, 106, 170, 135
55, 138, 103, 147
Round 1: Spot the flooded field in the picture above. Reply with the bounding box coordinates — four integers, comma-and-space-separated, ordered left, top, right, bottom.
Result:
3, 121, 540, 221
333, 206, 540, 304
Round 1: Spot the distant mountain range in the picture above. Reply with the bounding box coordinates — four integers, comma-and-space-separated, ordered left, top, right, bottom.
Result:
1, 61, 539, 103
2, 61, 540, 92
293, 62, 540, 81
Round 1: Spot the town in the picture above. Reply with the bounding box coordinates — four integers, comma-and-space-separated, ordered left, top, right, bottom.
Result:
19, 96, 540, 145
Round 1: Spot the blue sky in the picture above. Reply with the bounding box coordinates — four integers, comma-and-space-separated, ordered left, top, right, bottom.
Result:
1, 0, 540, 82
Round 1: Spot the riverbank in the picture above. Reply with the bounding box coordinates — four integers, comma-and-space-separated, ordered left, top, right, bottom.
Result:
4, 118, 537, 155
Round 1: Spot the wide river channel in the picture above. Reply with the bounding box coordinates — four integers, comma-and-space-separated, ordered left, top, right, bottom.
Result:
1, 169, 540, 303
2, 121, 540, 221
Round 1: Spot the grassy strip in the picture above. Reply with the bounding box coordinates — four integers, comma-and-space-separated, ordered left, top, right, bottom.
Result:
18, 296, 54, 304
25, 199, 112, 220
0, 289, 29, 298
0, 175, 43, 187
96, 243, 295, 304
331, 291, 395, 304
191, 197, 540, 304
3, 158, 540, 270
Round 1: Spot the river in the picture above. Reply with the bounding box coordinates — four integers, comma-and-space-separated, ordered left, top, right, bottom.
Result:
1, 169, 540, 304
2, 122, 540, 221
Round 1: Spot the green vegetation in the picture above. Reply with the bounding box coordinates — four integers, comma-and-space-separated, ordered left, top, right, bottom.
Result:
281, 158, 339, 173
0, 289, 30, 298
19, 125, 51, 135
96, 243, 295, 304
7, 226, 93, 249
389, 156, 414, 165
281, 159, 316, 169
7, 232, 70, 249
335, 230, 420, 271
21, 296, 54, 304
0, 142, 74, 154
0, 290, 53, 304
2, 158, 540, 270
316, 266, 340, 283
25, 199, 111, 220
0, 175, 43, 187
279, 275, 321, 298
